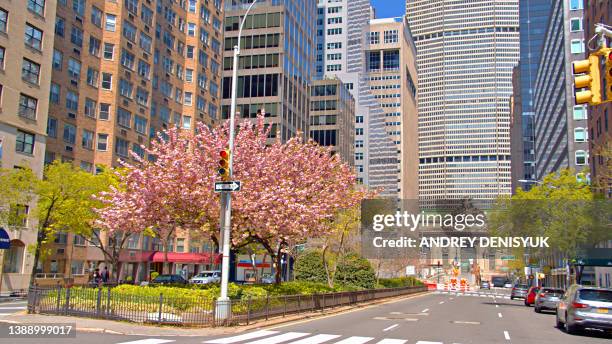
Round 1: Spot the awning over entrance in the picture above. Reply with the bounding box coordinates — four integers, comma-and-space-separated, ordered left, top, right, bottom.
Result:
573, 248, 612, 266
150, 252, 220, 264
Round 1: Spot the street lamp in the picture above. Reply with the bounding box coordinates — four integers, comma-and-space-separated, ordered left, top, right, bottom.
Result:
216, 0, 259, 321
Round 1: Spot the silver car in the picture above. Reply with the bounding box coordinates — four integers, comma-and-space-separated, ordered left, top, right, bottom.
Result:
510, 284, 529, 300
556, 284, 612, 334
534, 287, 564, 313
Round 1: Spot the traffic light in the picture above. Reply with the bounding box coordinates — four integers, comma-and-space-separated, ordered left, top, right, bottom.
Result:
573, 55, 602, 105
218, 149, 230, 180
605, 49, 612, 100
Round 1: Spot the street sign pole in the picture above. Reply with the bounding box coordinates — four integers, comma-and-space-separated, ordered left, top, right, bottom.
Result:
216, 0, 258, 322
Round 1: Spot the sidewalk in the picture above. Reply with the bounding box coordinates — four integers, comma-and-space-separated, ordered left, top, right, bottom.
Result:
0, 291, 429, 337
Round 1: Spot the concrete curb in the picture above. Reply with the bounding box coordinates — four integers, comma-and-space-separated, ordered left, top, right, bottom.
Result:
1, 291, 430, 337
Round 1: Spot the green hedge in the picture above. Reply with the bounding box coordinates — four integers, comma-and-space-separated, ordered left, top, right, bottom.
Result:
377, 276, 423, 288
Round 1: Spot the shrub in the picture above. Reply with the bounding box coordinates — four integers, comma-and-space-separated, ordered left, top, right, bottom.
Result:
150, 271, 159, 281
378, 276, 423, 288
294, 250, 327, 284
335, 252, 376, 289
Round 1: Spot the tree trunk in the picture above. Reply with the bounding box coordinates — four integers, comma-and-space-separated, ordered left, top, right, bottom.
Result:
29, 201, 55, 287
274, 250, 282, 284
322, 245, 333, 288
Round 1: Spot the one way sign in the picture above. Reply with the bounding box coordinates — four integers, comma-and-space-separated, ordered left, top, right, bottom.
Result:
214, 181, 241, 192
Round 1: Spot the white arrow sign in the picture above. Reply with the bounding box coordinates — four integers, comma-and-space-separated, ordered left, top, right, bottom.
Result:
214, 181, 241, 192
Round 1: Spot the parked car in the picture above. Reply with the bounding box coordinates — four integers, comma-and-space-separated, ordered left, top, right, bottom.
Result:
534, 287, 564, 313
510, 284, 530, 300
260, 274, 275, 284
524, 286, 541, 306
504, 281, 513, 288
556, 285, 612, 334
150, 274, 188, 285
492, 276, 506, 288
481, 280, 491, 290
189, 271, 221, 285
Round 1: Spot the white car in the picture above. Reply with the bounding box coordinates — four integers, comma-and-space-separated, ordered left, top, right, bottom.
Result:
189, 271, 221, 284
504, 282, 513, 288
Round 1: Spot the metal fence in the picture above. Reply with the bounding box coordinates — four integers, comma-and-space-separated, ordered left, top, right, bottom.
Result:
27, 285, 426, 327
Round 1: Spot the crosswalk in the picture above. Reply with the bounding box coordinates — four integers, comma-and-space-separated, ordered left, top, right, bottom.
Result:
433, 290, 511, 299
0, 300, 27, 316
195, 330, 461, 344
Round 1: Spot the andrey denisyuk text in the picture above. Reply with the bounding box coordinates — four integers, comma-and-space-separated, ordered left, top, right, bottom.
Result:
372, 236, 550, 248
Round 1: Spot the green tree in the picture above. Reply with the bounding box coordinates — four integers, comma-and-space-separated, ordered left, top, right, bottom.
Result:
0, 167, 37, 229
490, 168, 609, 260
30, 162, 119, 284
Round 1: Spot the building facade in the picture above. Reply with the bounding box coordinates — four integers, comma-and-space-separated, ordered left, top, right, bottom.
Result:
0, 0, 57, 293
532, 0, 588, 179
585, 0, 612, 196
510, 66, 523, 193
309, 78, 355, 165
35, 0, 225, 287
517, 0, 552, 189
366, 17, 418, 199
406, 0, 520, 206
222, 0, 316, 143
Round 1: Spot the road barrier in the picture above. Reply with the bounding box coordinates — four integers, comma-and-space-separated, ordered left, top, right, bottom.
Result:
27, 285, 426, 327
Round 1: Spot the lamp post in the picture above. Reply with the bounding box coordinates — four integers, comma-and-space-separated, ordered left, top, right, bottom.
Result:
216, 0, 259, 321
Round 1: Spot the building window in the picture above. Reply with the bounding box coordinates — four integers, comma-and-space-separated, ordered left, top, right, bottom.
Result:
122, 20, 136, 42
134, 115, 147, 134
63, 123, 76, 144
0, 46, 3, 69
119, 79, 133, 98
82, 129, 93, 149
569, 0, 583, 10
99, 103, 110, 120
52, 49, 62, 70
90, 6, 102, 27
367, 51, 380, 71
384, 30, 398, 43
117, 107, 131, 128
103, 43, 114, 59
115, 137, 129, 157
355, 152, 363, 160
326, 64, 342, 72
89, 36, 101, 56
573, 105, 587, 120
356, 140, 364, 148
21, 58, 41, 84
182, 116, 191, 129
72, 0, 85, 16
356, 128, 363, 135
84, 98, 96, 118
70, 260, 84, 275
65, 90, 78, 111
327, 28, 342, 35
18, 94, 37, 119
101, 73, 112, 90
24, 23, 43, 50
97, 133, 108, 151
570, 18, 582, 32
16, 130, 34, 154
570, 39, 584, 54
28, 0, 45, 16
47, 117, 57, 137
70, 26, 83, 47
2, 240, 24, 273
383, 50, 400, 71
575, 150, 587, 165
0, 9, 7, 33
67, 58, 81, 80
105, 14, 116, 31
356, 115, 364, 123
125, 0, 138, 14
86, 67, 99, 87
50, 83, 60, 104
369, 31, 379, 44
574, 127, 587, 142
55, 17, 65, 36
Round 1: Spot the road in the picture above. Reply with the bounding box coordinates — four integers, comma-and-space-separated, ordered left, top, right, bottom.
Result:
2, 289, 610, 344
0, 299, 27, 317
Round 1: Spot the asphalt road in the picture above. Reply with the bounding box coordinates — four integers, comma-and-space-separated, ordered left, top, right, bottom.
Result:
2, 289, 610, 344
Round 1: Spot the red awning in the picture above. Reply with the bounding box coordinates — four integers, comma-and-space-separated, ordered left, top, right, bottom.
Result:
150, 252, 217, 263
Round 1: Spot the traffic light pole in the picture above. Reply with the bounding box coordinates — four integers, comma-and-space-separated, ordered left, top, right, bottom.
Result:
216, 0, 259, 322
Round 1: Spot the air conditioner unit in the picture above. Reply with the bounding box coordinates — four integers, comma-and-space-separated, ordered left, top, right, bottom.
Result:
73, 48, 80, 55
68, 113, 76, 119
128, 13, 135, 21
57, 248, 65, 254
144, 25, 150, 33
124, 70, 131, 78
127, 42, 133, 50
121, 129, 127, 136
139, 108, 145, 114
138, 136, 144, 143
75, 16, 82, 24
123, 99, 129, 106
65, 145, 73, 152
70, 80, 78, 86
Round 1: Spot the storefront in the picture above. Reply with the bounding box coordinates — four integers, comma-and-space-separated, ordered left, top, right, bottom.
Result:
149, 252, 221, 280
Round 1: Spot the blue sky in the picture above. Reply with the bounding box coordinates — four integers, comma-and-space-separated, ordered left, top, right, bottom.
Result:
371, 0, 405, 19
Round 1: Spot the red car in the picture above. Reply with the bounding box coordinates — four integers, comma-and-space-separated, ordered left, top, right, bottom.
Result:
524, 286, 540, 306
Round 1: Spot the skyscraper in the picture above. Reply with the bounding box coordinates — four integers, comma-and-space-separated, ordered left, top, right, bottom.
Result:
533, 0, 588, 179
406, 0, 520, 205
517, 0, 552, 187
222, 0, 317, 143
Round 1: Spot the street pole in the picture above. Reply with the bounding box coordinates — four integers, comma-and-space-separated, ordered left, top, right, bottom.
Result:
216, 0, 259, 322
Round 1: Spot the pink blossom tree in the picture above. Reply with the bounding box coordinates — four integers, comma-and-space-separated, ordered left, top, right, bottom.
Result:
97, 116, 370, 282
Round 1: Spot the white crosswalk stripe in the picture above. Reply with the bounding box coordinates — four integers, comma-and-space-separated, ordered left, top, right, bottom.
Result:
204, 330, 279, 343
116, 339, 175, 344
244, 332, 310, 344
203, 331, 466, 344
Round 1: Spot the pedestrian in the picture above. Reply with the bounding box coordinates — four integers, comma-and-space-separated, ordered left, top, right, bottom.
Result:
181, 266, 188, 280
93, 268, 101, 286
102, 266, 109, 283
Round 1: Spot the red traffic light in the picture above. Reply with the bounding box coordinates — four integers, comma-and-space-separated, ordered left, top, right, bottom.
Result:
220, 150, 230, 159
